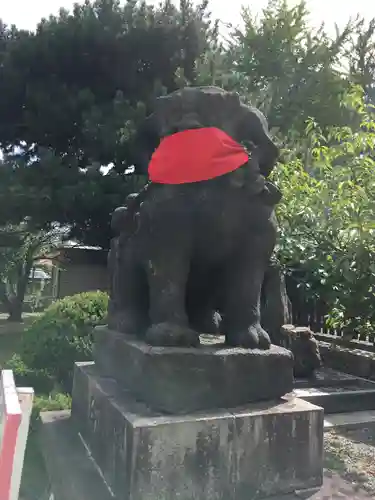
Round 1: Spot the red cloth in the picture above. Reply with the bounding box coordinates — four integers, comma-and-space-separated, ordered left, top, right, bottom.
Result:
148, 127, 249, 184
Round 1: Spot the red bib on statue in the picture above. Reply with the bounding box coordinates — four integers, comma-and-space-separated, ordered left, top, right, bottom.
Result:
148, 127, 249, 184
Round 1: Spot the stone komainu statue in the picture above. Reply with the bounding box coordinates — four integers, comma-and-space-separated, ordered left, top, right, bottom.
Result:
108, 86, 281, 348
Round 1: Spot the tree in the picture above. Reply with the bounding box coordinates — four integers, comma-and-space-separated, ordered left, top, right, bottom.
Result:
225, 0, 355, 133
348, 17, 375, 102
272, 86, 375, 338
0, 0, 217, 247
0, 224, 65, 321
0, 150, 143, 248
0, 0, 216, 165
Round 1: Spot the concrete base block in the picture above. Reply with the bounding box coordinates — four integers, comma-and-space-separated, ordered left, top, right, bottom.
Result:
93, 327, 294, 414
67, 361, 323, 500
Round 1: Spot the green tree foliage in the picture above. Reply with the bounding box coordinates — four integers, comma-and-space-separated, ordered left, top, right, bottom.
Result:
0, 0, 217, 246
0, 150, 143, 247
273, 86, 375, 338
0, 0, 215, 164
225, 0, 354, 132
348, 18, 375, 102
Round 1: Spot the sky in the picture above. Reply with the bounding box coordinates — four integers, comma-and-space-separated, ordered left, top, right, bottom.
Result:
1, 0, 373, 34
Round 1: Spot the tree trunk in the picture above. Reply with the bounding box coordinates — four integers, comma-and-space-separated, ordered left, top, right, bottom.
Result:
0, 281, 14, 317
7, 298, 24, 322
2, 259, 32, 323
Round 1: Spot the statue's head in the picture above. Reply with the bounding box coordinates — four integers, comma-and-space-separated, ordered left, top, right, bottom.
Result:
130, 86, 279, 182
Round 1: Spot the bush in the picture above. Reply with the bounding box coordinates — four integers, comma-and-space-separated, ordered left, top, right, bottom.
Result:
18, 291, 108, 393
31, 393, 72, 427
273, 87, 375, 338
5, 354, 55, 394
5, 358, 72, 430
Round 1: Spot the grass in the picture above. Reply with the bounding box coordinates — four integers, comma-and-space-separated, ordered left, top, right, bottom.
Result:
0, 312, 41, 332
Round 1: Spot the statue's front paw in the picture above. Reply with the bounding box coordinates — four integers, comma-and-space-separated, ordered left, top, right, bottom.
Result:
146, 322, 200, 347
226, 324, 271, 350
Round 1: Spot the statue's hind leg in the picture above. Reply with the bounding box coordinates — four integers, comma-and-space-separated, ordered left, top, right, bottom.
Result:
221, 250, 271, 350
145, 249, 200, 347
108, 244, 149, 336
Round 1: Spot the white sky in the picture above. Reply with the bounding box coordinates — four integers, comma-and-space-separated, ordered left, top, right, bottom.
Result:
1, 0, 373, 33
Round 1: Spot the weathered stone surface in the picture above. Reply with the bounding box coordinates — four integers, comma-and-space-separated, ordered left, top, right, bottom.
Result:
232, 402, 323, 498
39, 411, 113, 500
281, 325, 322, 378
319, 342, 375, 380
319, 341, 375, 380
292, 367, 375, 416
294, 367, 367, 389
291, 379, 375, 414
93, 326, 294, 413
71, 361, 324, 500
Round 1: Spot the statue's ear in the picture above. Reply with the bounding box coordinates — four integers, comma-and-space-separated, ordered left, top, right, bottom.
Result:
236, 104, 279, 177
130, 114, 160, 175
111, 206, 128, 233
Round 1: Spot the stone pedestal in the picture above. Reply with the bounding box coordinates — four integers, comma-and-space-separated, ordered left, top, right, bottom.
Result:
66, 362, 324, 500
39, 331, 324, 500
94, 327, 295, 413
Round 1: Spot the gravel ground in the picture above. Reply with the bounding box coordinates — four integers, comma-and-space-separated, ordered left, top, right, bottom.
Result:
324, 425, 375, 495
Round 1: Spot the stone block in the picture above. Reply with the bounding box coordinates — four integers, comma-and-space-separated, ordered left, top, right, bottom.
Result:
319, 342, 375, 379
294, 366, 364, 389
93, 327, 294, 413
71, 362, 324, 500
292, 380, 375, 414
